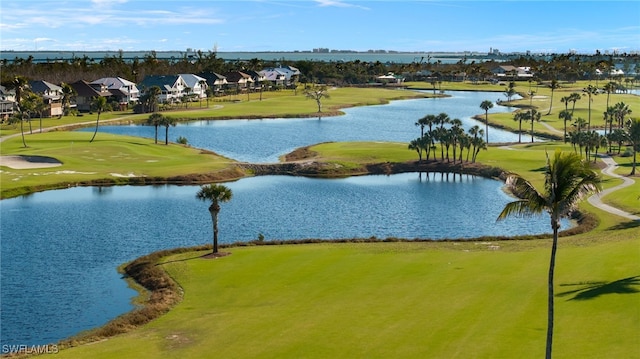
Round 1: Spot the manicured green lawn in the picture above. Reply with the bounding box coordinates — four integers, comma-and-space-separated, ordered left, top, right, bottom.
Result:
3, 84, 638, 358
54, 237, 639, 359
0, 131, 236, 198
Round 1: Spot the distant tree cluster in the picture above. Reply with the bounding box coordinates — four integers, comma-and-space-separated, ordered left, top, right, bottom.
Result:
409, 113, 487, 164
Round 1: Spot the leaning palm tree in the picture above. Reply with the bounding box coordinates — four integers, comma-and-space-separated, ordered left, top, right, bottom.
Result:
479, 100, 494, 144
497, 150, 601, 359
89, 96, 108, 143
196, 184, 233, 254
546, 79, 560, 115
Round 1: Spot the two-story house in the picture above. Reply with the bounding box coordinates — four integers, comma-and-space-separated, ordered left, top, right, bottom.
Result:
179, 74, 209, 100
91, 77, 140, 109
29, 80, 64, 117
70, 80, 112, 112
138, 75, 188, 103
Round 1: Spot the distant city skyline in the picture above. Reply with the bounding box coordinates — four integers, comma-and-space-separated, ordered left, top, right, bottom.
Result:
1, 1, 639, 54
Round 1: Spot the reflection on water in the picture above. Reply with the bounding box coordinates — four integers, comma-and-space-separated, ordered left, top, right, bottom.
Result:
0, 173, 568, 346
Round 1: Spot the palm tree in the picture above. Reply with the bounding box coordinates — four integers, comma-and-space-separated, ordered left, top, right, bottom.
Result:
196, 184, 233, 254
567, 92, 581, 116
160, 116, 177, 145
513, 111, 528, 143
603, 81, 617, 109
10, 76, 30, 147
582, 85, 598, 132
145, 86, 161, 113
146, 113, 163, 144
546, 79, 560, 115
480, 100, 494, 144
61, 82, 76, 116
627, 118, 640, 175
528, 109, 541, 143
558, 110, 572, 143
89, 96, 108, 143
408, 138, 424, 163
497, 150, 601, 359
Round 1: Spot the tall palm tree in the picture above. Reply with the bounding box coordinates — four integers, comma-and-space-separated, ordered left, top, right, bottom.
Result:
528, 109, 541, 143
627, 118, 640, 175
546, 79, 560, 115
160, 116, 177, 145
10, 76, 30, 147
196, 184, 233, 254
582, 85, 598, 132
603, 81, 617, 109
146, 113, 163, 144
558, 110, 572, 143
89, 96, 108, 143
567, 92, 581, 115
513, 111, 528, 143
497, 150, 601, 359
480, 100, 494, 144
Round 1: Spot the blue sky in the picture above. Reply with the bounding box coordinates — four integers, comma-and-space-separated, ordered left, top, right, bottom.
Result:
1, 1, 639, 53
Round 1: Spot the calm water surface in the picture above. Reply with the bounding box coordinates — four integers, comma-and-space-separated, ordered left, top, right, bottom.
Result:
90, 91, 526, 163
1, 174, 568, 346
4, 91, 541, 347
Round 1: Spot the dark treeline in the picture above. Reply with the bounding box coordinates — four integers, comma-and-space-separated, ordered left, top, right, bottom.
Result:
2, 51, 639, 86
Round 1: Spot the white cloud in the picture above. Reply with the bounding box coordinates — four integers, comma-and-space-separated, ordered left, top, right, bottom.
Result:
315, 0, 369, 10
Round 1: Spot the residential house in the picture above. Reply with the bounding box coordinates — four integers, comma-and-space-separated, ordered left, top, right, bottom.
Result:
70, 80, 112, 112
138, 75, 188, 103
197, 72, 228, 94
259, 68, 287, 88
243, 70, 268, 89
29, 80, 63, 117
376, 72, 405, 84
260, 66, 300, 87
0, 85, 15, 121
90, 77, 140, 108
224, 71, 255, 92
179, 74, 208, 99
491, 65, 533, 80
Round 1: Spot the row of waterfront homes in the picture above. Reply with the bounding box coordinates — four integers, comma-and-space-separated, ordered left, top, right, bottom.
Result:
0, 66, 303, 120
0, 64, 547, 121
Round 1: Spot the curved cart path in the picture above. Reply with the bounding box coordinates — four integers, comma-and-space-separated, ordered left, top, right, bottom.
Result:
588, 155, 640, 221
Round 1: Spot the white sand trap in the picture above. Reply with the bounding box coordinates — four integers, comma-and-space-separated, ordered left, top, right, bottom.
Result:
0, 155, 63, 169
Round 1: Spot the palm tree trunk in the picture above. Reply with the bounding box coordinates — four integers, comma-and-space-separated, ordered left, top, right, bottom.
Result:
210, 211, 219, 253
165, 126, 169, 145
90, 113, 100, 143
546, 224, 559, 359
20, 117, 27, 148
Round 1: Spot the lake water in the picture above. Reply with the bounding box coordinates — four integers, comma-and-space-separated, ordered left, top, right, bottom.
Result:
0, 173, 567, 347
90, 91, 527, 163
3, 91, 545, 348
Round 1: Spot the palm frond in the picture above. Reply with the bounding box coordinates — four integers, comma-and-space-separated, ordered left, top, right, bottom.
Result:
497, 174, 546, 220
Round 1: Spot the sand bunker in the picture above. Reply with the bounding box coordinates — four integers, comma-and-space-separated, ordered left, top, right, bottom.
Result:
0, 155, 63, 169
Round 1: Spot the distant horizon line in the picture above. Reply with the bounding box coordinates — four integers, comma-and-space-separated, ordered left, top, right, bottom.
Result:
2, 49, 634, 55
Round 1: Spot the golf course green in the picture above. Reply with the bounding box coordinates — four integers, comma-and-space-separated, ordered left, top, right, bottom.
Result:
1, 84, 638, 358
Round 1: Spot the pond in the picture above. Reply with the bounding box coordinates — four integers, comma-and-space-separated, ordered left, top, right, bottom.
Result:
88, 91, 528, 163
4, 91, 545, 348
0, 173, 567, 347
